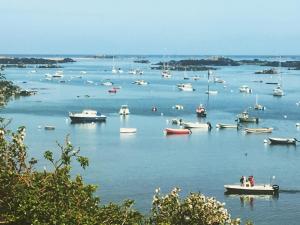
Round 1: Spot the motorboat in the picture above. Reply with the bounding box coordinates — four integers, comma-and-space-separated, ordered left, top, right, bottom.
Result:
196, 104, 207, 117
119, 105, 130, 115
69, 110, 106, 123
102, 81, 113, 86
239, 85, 252, 93
273, 85, 284, 96
214, 77, 225, 83
178, 86, 194, 92
182, 122, 212, 130
120, 128, 137, 133
164, 128, 191, 135
268, 137, 297, 145
132, 80, 148, 85
224, 184, 279, 195
237, 111, 259, 123
162, 71, 172, 78
191, 76, 201, 81
245, 127, 273, 134
216, 123, 239, 129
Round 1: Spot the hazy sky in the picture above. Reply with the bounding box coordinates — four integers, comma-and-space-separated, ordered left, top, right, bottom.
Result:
1, 0, 300, 55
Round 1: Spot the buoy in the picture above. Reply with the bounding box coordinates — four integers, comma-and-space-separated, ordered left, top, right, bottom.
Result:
161, 113, 164, 116
264, 139, 268, 144
284, 115, 287, 119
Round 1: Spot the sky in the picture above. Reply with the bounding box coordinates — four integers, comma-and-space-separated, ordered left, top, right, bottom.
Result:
1, 0, 300, 55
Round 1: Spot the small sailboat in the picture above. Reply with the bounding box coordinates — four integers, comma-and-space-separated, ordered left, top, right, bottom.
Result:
254, 95, 266, 110
205, 70, 218, 95
161, 61, 172, 78
273, 57, 284, 97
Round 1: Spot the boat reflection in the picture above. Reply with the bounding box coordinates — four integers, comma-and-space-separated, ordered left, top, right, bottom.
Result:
225, 194, 278, 210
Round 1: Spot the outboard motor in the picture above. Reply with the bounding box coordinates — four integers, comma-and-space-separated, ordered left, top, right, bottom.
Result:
272, 184, 280, 196
207, 122, 212, 131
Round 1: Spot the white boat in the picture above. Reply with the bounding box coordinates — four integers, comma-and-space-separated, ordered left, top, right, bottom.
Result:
133, 80, 148, 85
120, 128, 137, 133
69, 110, 106, 123
205, 90, 218, 95
273, 85, 284, 96
178, 86, 194, 92
119, 105, 130, 115
224, 184, 279, 195
214, 77, 225, 83
182, 122, 212, 130
101, 81, 113, 86
216, 123, 239, 129
239, 85, 252, 93
245, 127, 273, 134
254, 95, 266, 110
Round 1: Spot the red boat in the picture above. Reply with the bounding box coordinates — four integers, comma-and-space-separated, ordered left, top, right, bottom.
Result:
164, 128, 192, 135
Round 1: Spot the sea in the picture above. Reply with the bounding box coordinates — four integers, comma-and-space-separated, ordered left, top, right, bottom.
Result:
1, 55, 300, 225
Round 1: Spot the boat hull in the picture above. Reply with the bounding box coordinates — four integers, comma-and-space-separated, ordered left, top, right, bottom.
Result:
224, 185, 279, 195
268, 137, 296, 145
165, 128, 191, 135
69, 116, 106, 123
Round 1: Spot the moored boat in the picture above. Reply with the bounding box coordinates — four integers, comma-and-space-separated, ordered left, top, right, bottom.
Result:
164, 128, 191, 135
182, 122, 212, 130
216, 123, 239, 129
120, 128, 137, 133
245, 127, 273, 134
237, 111, 259, 123
119, 105, 130, 115
239, 85, 252, 93
196, 104, 207, 117
69, 110, 106, 123
268, 137, 297, 145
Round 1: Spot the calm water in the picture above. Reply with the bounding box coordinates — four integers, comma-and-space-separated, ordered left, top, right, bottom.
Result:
1, 55, 300, 225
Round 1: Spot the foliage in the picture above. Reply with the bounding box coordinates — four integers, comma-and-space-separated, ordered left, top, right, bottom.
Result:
149, 187, 240, 225
0, 125, 249, 225
0, 73, 20, 107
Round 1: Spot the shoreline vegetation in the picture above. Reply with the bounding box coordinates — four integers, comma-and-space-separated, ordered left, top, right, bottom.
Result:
0, 124, 247, 225
151, 56, 300, 71
0, 57, 75, 69
0, 74, 252, 224
0, 73, 35, 107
